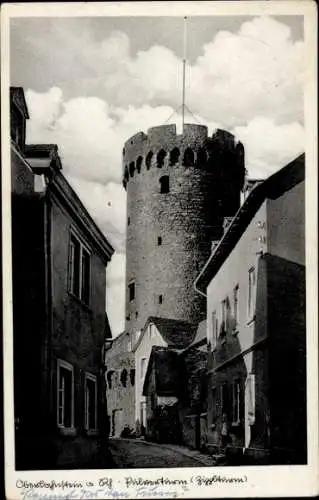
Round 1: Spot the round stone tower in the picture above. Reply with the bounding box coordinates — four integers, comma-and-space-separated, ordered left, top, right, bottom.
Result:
123, 123, 245, 336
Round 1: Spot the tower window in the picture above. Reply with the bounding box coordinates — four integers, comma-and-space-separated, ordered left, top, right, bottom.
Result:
157, 149, 167, 168
169, 147, 180, 166
128, 282, 135, 302
157, 236, 162, 246
183, 147, 194, 166
124, 166, 129, 182
146, 151, 153, 170
129, 162, 135, 177
159, 295, 163, 304
136, 156, 143, 173
159, 176, 169, 194
128, 216, 131, 226
197, 147, 207, 166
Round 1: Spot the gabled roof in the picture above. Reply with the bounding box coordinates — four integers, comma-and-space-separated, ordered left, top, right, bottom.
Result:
133, 316, 198, 352
195, 154, 305, 292
10, 87, 29, 119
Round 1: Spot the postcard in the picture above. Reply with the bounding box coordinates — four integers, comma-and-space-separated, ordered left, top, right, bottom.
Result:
1, 1, 318, 498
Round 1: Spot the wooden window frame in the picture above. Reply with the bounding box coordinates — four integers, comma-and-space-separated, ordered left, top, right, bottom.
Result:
68, 231, 91, 306
57, 359, 75, 432
84, 373, 98, 432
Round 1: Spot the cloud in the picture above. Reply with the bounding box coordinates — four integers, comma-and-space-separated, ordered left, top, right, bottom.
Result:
67, 176, 126, 253
233, 117, 305, 178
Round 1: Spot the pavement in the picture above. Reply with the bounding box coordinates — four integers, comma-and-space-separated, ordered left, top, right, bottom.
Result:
108, 437, 218, 468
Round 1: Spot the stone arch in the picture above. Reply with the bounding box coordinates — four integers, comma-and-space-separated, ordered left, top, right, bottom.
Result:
146, 151, 153, 170
157, 149, 167, 168
183, 147, 194, 166
196, 147, 207, 167
129, 161, 135, 177
136, 156, 143, 173
169, 147, 180, 166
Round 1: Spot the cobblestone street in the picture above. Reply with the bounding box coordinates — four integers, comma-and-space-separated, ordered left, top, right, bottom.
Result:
108, 438, 216, 468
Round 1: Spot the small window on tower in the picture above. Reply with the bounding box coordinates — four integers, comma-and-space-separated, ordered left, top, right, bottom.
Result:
128, 216, 131, 226
128, 282, 135, 302
159, 295, 163, 304
146, 151, 153, 170
159, 176, 169, 194
157, 236, 162, 246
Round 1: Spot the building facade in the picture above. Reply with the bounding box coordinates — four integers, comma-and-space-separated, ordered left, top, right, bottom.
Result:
11, 87, 115, 470
195, 155, 306, 465
104, 331, 135, 437
134, 316, 197, 434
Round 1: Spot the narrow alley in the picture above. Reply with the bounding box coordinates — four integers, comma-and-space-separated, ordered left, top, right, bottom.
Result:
108, 438, 217, 469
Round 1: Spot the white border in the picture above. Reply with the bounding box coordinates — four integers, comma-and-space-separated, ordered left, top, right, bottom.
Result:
2, 2, 318, 499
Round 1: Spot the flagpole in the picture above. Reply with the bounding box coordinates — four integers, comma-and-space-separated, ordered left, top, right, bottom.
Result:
182, 16, 187, 133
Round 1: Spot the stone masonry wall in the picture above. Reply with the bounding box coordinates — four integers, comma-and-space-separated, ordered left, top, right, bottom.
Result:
104, 332, 135, 435
123, 124, 245, 336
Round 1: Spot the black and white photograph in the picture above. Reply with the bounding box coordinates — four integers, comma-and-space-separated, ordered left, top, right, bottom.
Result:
2, 1, 318, 498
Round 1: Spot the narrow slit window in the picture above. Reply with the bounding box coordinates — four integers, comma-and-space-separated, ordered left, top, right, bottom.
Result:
157, 236, 162, 246
159, 176, 169, 194
159, 294, 163, 304
128, 282, 135, 302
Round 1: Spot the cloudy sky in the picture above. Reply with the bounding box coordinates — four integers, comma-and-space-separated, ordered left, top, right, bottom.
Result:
10, 14, 305, 336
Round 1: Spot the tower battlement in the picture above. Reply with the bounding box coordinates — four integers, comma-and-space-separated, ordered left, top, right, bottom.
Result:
122, 124, 243, 189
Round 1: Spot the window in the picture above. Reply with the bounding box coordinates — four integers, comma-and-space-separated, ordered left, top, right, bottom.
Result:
169, 147, 180, 166
157, 236, 162, 246
127, 334, 132, 352
248, 267, 256, 319
221, 298, 229, 325
149, 323, 155, 340
107, 370, 115, 389
183, 147, 194, 166
196, 147, 207, 166
57, 360, 74, 429
128, 216, 130, 226
210, 310, 218, 347
128, 282, 135, 302
233, 285, 239, 328
68, 233, 91, 305
159, 176, 170, 194
140, 358, 147, 379
146, 151, 153, 170
232, 380, 241, 424
84, 374, 97, 431
158, 294, 163, 304
120, 369, 128, 388
136, 156, 143, 173
157, 149, 166, 168
130, 369, 135, 387
129, 161, 135, 177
